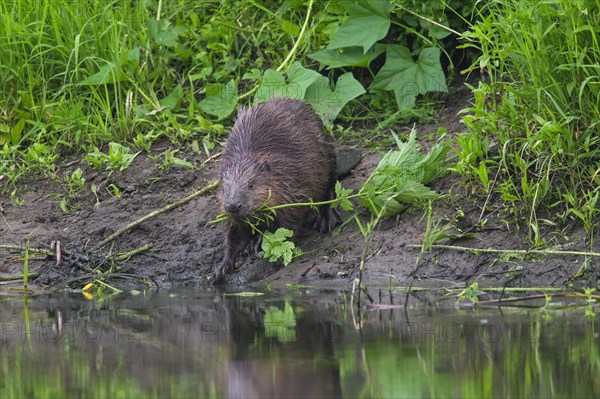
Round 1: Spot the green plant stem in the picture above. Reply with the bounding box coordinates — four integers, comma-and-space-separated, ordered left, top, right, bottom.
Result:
209, 186, 404, 225
390, 20, 432, 45
23, 235, 30, 292
277, 0, 314, 72
116, 245, 154, 262
238, 0, 315, 101
98, 179, 219, 248
408, 244, 600, 258
94, 279, 124, 293
396, 6, 467, 40
208, 191, 366, 224
0, 244, 54, 256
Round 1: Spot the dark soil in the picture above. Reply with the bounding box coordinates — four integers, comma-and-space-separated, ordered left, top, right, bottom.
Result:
1, 82, 598, 294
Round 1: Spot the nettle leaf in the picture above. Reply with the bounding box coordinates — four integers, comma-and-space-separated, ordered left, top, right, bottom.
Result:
309, 45, 385, 69
199, 80, 237, 120
370, 45, 447, 109
327, 0, 393, 53
359, 128, 450, 217
305, 73, 365, 126
254, 62, 321, 103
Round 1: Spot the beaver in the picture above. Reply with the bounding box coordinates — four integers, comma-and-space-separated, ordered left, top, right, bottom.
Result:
215, 98, 340, 277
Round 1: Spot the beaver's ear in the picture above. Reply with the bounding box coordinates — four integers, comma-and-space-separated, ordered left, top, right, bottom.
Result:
260, 161, 273, 178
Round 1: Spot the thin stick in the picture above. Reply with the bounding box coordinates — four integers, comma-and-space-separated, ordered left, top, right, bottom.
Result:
0, 245, 53, 256
477, 292, 600, 306
407, 244, 600, 257
98, 179, 219, 248
478, 159, 502, 224
0, 272, 39, 281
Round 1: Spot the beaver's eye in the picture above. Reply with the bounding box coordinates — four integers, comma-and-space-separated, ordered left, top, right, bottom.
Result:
248, 181, 255, 189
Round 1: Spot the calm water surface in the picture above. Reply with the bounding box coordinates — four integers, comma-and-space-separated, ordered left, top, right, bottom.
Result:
0, 289, 598, 398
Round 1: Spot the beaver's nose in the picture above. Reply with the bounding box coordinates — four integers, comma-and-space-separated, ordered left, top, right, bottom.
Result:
225, 201, 241, 214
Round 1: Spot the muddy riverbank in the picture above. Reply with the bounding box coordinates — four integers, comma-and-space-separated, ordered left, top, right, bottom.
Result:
1, 83, 597, 293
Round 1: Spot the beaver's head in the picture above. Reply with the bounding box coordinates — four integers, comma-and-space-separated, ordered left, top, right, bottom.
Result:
220, 157, 273, 220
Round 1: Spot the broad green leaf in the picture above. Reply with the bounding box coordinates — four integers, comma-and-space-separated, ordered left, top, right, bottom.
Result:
327, 0, 393, 53
148, 19, 184, 47
370, 45, 447, 109
127, 46, 141, 68
280, 19, 300, 36
199, 80, 237, 119
254, 62, 321, 104
76, 64, 123, 86
309, 45, 385, 69
305, 73, 365, 126
170, 157, 195, 169
160, 85, 183, 110
254, 69, 286, 103
286, 62, 323, 98
423, 19, 452, 40
11, 119, 25, 144
0, 125, 8, 145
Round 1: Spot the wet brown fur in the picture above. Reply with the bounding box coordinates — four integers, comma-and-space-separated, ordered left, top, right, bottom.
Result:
215, 98, 339, 277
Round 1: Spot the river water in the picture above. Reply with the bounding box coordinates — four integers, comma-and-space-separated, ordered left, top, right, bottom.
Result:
1, 289, 598, 398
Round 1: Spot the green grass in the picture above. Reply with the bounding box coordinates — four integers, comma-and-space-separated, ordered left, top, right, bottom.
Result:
0, 1, 472, 191
457, 0, 600, 244
2, 0, 596, 249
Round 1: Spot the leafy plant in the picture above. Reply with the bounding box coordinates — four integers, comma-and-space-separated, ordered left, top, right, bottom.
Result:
64, 168, 86, 195
261, 228, 303, 266
1, 0, 472, 188
56, 168, 86, 213
358, 127, 450, 217
458, 0, 600, 242
84, 143, 140, 173
457, 282, 484, 303
159, 148, 195, 170
308, 0, 476, 111
24, 143, 58, 173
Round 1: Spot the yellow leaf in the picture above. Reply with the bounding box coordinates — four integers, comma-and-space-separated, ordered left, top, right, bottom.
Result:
82, 282, 95, 291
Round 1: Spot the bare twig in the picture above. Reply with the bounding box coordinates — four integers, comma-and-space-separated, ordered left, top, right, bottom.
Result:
0, 272, 39, 281
478, 159, 503, 224
407, 244, 600, 258
98, 179, 219, 248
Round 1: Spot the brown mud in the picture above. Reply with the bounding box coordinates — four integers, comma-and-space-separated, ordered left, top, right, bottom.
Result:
1, 82, 598, 293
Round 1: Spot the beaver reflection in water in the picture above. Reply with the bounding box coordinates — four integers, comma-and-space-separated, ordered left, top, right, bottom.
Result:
215, 98, 340, 277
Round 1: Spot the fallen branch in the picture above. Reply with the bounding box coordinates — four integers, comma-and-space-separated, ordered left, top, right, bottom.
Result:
476, 292, 600, 307
0, 272, 39, 282
407, 244, 600, 258
115, 245, 153, 262
98, 179, 220, 248
0, 244, 53, 256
